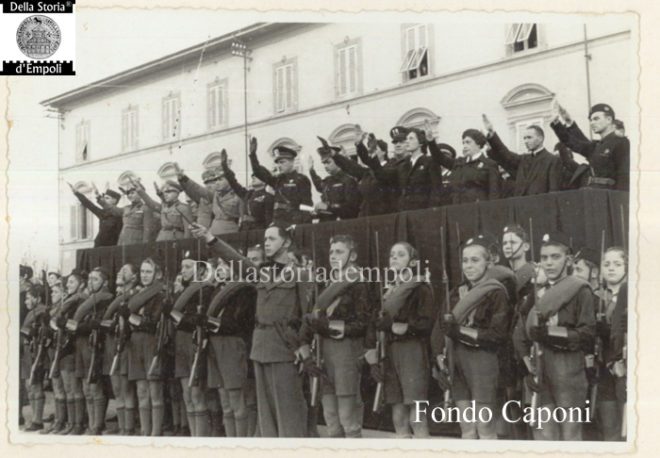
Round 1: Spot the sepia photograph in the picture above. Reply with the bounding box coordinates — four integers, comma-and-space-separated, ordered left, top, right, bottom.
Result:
5, 5, 640, 453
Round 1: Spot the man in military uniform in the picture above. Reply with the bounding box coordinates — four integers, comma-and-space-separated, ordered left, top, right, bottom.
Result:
483, 115, 562, 196
219, 149, 274, 231
68, 183, 123, 247
307, 137, 360, 222
132, 178, 193, 241
101, 181, 153, 246
248, 137, 313, 227
175, 163, 242, 236
551, 103, 630, 191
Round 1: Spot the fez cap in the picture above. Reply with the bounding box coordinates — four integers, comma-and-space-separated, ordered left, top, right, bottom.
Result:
389, 126, 410, 143
463, 234, 492, 252
104, 189, 121, 201
316, 136, 341, 159
436, 142, 457, 159
589, 103, 615, 119
574, 247, 599, 266
541, 231, 573, 252
273, 145, 297, 163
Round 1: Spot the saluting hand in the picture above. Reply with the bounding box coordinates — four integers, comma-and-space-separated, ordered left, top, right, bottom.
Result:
220, 148, 228, 165
354, 124, 364, 145
366, 133, 377, 153
423, 119, 435, 141
153, 181, 161, 196
558, 104, 572, 124
249, 136, 258, 156
482, 114, 494, 134
172, 162, 184, 179
66, 181, 75, 193
306, 155, 314, 171
91, 182, 100, 197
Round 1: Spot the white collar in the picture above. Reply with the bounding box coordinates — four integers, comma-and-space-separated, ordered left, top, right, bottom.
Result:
466, 152, 484, 163
529, 146, 545, 156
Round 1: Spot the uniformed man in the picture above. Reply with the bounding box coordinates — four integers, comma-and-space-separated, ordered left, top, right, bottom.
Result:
515, 231, 596, 440
331, 132, 393, 217
101, 181, 152, 246
176, 163, 242, 236
68, 183, 123, 247
551, 103, 630, 191
219, 149, 275, 231
248, 137, 313, 227
191, 222, 312, 437
133, 178, 193, 241
482, 115, 562, 196
308, 137, 361, 222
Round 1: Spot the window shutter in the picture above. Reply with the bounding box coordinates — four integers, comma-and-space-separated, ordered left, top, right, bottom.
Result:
84, 122, 90, 160
218, 85, 224, 125
407, 27, 416, 51
339, 48, 347, 95
505, 24, 521, 45
131, 109, 138, 148
285, 64, 293, 109
69, 205, 77, 240
162, 99, 169, 140
208, 86, 216, 128
121, 111, 128, 151
418, 25, 427, 48
276, 67, 284, 112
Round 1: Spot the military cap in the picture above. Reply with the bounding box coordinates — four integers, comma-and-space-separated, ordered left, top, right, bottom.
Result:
201, 169, 216, 181
181, 249, 197, 262
104, 189, 121, 201
502, 223, 529, 242
463, 234, 492, 252
589, 103, 615, 119
316, 136, 341, 159
273, 145, 297, 163
436, 142, 457, 159
574, 247, 599, 266
541, 231, 573, 252
389, 126, 410, 143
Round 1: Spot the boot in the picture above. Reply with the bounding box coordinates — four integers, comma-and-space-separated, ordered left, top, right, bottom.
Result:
187, 411, 196, 437
69, 399, 86, 435
58, 400, 76, 435
114, 407, 125, 435
210, 411, 223, 437
93, 398, 106, 434
345, 427, 362, 438
235, 413, 248, 437
139, 407, 152, 436
196, 410, 210, 437
124, 408, 136, 436
151, 406, 164, 436
42, 400, 64, 434
223, 412, 236, 437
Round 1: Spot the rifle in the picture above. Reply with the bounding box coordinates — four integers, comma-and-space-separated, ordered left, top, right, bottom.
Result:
86, 324, 101, 384
589, 230, 607, 415
148, 243, 172, 378
438, 226, 454, 408
109, 241, 129, 377
455, 222, 465, 283
48, 295, 67, 379
28, 320, 47, 386
188, 238, 208, 388
527, 218, 545, 428
372, 231, 387, 413
309, 232, 322, 407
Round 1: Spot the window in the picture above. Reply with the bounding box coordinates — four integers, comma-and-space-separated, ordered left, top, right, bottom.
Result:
207, 79, 227, 129
162, 93, 181, 141
75, 120, 90, 162
69, 182, 93, 241
401, 24, 429, 81
506, 23, 538, 54
273, 58, 297, 113
515, 118, 544, 152
121, 106, 139, 152
335, 39, 362, 98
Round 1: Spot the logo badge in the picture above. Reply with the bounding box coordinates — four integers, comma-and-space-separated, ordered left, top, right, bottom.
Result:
16, 15, 61, 59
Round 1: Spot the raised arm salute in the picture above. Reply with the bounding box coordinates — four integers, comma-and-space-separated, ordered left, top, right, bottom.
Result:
482, 114, 561, 196
68, 182, 123, 247
132, 177, 192, 241
248, 136, 312, 227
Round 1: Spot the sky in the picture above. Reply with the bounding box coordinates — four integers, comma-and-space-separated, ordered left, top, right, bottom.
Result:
8, 9, 253, 269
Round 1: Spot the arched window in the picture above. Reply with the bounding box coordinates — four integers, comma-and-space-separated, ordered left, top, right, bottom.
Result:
266, 137, 303, 172
396, 107, 441, 137
69, 181, 94, 241
501, 83, 555, 151
328, 124, 360, 157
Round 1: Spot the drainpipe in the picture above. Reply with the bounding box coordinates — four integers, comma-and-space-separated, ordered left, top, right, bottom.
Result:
583, 24, 593, 139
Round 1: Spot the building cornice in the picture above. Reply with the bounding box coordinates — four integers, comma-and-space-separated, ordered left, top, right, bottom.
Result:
58, 29, 629, 172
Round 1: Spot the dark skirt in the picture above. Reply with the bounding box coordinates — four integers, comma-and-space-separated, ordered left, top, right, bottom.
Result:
102, 334, 129, 376
384, 339, 429, 405
127, 331, 159, 381
453, 342, 499, 404
320, 337, 363, 397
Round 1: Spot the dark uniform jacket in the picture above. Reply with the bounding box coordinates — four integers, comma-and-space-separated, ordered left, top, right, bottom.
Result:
428, 141, 501, 204
332, 146, 394, 216
102, 200, 154, 246
221, 161, 275, 230
309, 168, 361, 221
73, 192, 123, 247
368, 151, 444, 212
249, 151, 313, 227
551, 120, 630, 191
486, 132, 562, 196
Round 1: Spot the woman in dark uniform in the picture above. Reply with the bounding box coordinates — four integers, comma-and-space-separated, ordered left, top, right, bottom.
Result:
125, 258, 166, 436
42, 283, 68, 434
101, 264, 140, 435
432, 235, 511, 439
594, 247, 627, 440
366, 241, 434, 438
70, 267, 114, 434
299, 234, 371, 438
427, 128, 501, 204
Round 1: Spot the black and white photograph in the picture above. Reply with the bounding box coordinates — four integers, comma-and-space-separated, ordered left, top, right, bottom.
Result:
4, 3, 648, 454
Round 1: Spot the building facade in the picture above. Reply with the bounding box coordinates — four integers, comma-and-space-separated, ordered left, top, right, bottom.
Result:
43, 20, 634, 273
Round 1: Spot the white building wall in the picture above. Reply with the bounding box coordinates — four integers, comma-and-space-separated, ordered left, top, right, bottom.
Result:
56, 21, 634, 273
